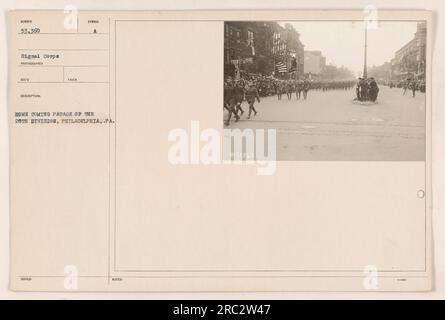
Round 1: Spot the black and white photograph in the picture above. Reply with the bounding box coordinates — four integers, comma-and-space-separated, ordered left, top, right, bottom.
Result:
223, 21, 427, 161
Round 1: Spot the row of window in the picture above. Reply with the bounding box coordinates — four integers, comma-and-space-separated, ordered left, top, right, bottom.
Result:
225, 25, 254, 46
225, 25, 301, 56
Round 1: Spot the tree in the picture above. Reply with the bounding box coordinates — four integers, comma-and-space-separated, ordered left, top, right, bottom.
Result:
322, 64, 354, 80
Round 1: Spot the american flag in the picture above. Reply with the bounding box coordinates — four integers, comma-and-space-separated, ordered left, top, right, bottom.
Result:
275, 61, 287, 73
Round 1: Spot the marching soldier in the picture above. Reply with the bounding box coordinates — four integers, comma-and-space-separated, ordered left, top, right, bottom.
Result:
410, 79, 418, 98
245, 81, 261, 119
233, 80, 245, 115
286, 80, 293, 100
302, 79, 310, 100
223, 79, 240, 126
295, 79, 303, 100
276, 80, 284, 100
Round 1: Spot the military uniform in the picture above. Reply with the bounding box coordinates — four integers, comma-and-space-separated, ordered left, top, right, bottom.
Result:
409, 80, 417, 97
302, 80, 310, 100
295, 80, 303, 100
368, 78, 379, 102
276, 80, 284, 100
356, 78, 367, 101
223, 82, 239, 125
286, 81, 293, 100
233, 82, 245, 115
245, 84, 260, 119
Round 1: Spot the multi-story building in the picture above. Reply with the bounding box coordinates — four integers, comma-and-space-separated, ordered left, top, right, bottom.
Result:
390, 22, 427, 81
224, 22, 305, 79
303, 50, 326, 76
274, 23, 305, 78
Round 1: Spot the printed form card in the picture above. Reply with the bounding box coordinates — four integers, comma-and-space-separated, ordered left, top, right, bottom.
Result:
8, 10, 432, 291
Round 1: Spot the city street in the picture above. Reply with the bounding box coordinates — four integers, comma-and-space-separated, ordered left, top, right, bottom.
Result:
224, 86, 426, 160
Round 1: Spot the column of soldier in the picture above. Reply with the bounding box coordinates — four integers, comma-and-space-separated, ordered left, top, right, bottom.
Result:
224, 76, 355, 125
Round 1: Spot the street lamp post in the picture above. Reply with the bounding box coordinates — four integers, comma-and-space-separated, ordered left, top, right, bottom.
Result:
363, 27, 368, 79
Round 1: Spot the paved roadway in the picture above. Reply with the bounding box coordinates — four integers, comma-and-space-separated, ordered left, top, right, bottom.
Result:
224, 86, 426, 161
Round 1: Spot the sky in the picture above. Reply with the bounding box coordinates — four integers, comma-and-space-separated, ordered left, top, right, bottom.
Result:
281, 21, 418, 76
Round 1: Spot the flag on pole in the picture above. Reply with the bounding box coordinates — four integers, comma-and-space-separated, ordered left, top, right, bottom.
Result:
275, 61, 287, 73
289, 57, 297, 73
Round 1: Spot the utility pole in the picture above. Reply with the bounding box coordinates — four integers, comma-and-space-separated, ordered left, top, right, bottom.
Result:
273, 36, 276, 77
363, 27, 368, 79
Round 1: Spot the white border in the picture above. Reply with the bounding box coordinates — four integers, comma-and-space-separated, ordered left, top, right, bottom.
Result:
1, 0, 444, 299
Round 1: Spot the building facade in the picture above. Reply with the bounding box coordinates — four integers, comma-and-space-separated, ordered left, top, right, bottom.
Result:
304, 50, 326, 76
390, 22, 427, 81
224, 22, 305, 79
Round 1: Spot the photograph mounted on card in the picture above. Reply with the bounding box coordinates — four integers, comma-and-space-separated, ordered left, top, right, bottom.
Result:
8, 9, 432, 292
